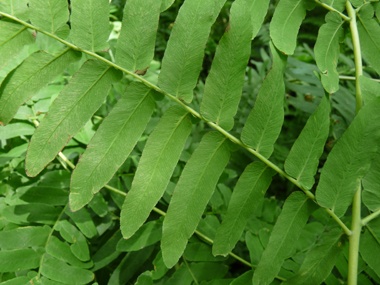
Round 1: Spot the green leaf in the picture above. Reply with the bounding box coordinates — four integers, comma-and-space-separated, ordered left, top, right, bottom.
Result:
88, 193, 108, 217
360, 227, 380, 277
316, 97, 380, 217
40, 255, 94, 285
282, 229, 344, 285
0, 0, 29, 20
245, 231, 264, 266
357, 10, 380, 76
117, 219, 162, 252
0, 122, 34, 139
158, 0, 218, 103
0, 276, 31, 285
116, 0, 161, 72
252, 192, 318, 285
25, 60, 122, 177
92, 230, 122, 271
64, 207, 97, 239
213, 162, 274, 256
70, 0, 109, 52
241, 43, 287, 158
161, 0, 175, 12
270, 0, 308, 55
161, 132, 230, 268
0, 225, 50, 250
0, 21, 34, 71
108, 246, 154, 285
230, 271, 253, 285
200, 0, 253, 131
0, 49, 81, 125
69, 82, 156, 211
321, 0, 346, 11
46, 236, 92, 269
284, 95, 330, 189
120, 106, 191, 238
55, 220, 90, 262
363, 151, 380, 212
29, 0, 69, 37
314, 12, 344, 93
136, 271, 153, 285
2, 204, 62, 225
0, 248, 42, 272
359, 75, 380, 104
184, 242, 227, 262
19, 184, 68, 206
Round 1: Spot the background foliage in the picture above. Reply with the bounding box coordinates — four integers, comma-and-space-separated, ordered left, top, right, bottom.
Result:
0, 0, 380, 284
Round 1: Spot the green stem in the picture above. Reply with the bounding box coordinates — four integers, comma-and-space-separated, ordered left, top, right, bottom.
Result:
3, 12, 351, 235
361, 208, 380, 226
314, 0, 351, 21
339, 75, 380, 83
346, 2, 363, 284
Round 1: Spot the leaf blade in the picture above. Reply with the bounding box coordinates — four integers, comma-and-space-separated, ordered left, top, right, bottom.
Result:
25, 60, 121, 177
69, 82, 156, 211
284, 95, 330, 189
120, 106, 192, 238
213, 162, 274, 256
161, 132, 230, 268
252, 192, 317, 285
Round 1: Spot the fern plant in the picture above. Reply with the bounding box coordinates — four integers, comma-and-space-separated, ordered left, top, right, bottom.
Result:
0, 0, 380, 284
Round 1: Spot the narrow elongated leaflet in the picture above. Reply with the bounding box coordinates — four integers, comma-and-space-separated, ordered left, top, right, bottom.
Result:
29, 0, 69, 37
0, 0, 29, 20
41, 255, 94, 284
241, 43, 287, 158
116, 0, 162, 72
362, 151, 380, 212
284, 95, 330, 189
200, 0, 253, 131
359, 76, 380, 104
282, 229, 344, 284
0, 248, 42, 272
0, 225, 50, 250
158, 0, 218, 103
70, 0, 109, 52
0, 21, 34, 70
26, 60, 122, 177
252, 192, 318, 285
314, 12, 344, 93
270, 0, 308, 55
250, 0, 271, 40
316, 97, 380, 217
70, 82, 156, 211
120, 106, 191, 238
161, 132, 230, 268
46, 236, 92, 269
360, 228, 380, 277
65, 208, 97, 239
357, 6, 380, 77
213, 162, 274, 255
0, 49, 81, 125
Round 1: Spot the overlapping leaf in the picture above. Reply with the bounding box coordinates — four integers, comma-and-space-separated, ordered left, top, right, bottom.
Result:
359, 75, 380, 104
116, 0, 162, 72
213, 162, 274, 256
0, 20, 34, 71
29, 0, 69, 38
241, 42, 287, 158
270, 0, 310, 55
200, 0, 253, 131
161, 132, 230, 268
315, 12, 344, 93
285, 95, 330, 189
70, 82, 156, 211
282, 229, 344, 284
121, 106, 191, 238
0, 49, 81, 125
158, 0, 221, 102
316, 97, 380, 217
25, 60, 122, 177
70, 0, 110, 52
0, 0, 29, 20
357, 6, 380, 76
252, 192, 318, 285
362, 151, 380, 212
